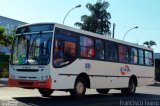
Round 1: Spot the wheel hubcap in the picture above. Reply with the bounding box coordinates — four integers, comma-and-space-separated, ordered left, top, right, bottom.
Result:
76, 81, 84, 94
130, 82, 135, 93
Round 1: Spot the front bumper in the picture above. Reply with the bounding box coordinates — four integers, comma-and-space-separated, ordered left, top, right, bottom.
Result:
8, 77, 52, 89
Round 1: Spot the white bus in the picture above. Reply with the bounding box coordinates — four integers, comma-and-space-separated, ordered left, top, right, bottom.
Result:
9, 23, 155, 97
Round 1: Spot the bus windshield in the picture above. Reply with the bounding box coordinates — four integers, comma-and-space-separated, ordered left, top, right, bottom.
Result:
11, 32, 52, 65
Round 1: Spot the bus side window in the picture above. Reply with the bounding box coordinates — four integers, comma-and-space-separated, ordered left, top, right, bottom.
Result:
80, 36, 94, 58
145, 51, 153, 66
118, 45, 129, 63
130, 48, 138, 64
53, 39, 77, 67
53, 29, 77, 67
53, 39, 64, 66
64, 41, 76, 62
95, 39, 104, 60
105, 42, 118, 62
138, 49, 144, 65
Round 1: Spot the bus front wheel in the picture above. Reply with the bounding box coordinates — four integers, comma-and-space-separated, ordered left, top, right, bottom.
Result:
38, 88, 54, 97
121, 79, 136, 95
96, 89, 110, 94
70, 78, 86, 98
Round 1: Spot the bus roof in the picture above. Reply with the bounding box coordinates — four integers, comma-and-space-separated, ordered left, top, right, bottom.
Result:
17, 22, 153, 51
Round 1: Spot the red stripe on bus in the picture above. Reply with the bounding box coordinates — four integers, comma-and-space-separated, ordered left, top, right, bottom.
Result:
8, 77, 52, 89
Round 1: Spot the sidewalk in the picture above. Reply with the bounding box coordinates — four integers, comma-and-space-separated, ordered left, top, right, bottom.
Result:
0, 78, 8, 87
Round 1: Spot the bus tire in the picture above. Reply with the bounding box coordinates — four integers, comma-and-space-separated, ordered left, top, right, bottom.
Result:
96, 89, 110, 94
38, 88, 54, 97
70, 78, 86, 98
121, 79, 136, 95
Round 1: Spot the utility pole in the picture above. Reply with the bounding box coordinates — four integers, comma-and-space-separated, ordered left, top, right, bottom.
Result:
112, 23, 115, 38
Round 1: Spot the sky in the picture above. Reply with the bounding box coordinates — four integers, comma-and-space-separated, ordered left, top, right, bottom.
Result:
0, 0, 160, 52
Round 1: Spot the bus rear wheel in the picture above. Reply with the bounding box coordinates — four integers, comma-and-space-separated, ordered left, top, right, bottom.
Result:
96, 89, 110, 94
70, 78, 86, 98
121, 79, 136, 95
38, 88, 54, 97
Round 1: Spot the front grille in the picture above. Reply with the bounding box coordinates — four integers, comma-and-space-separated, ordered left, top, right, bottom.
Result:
28, 77, 37, 79
16, 69, 39, 72
18, 76, 27, 79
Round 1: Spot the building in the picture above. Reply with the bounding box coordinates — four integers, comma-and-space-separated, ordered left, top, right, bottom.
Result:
0, 15, 27, 34
154, 53, 160, 68
0, 16, 27, 53
154, 53, 160, 60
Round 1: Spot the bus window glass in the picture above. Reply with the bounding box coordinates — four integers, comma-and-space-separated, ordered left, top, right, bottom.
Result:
12, 35, 28, 64
145, 51, 149, 65
64, 41, 76, 61
105, 42, 118, 61
149, 52, 154, 66
11, 33, 52, 65
80, 36, 94, 58
54, 39, 64, 63
138, 49, 144, 65
130, 48, 138, 64
29, 33, 52, 65
95, 39, 104, 60
118, 45, 129, 63
53, 32, 77, 67
145, 51, 153, 66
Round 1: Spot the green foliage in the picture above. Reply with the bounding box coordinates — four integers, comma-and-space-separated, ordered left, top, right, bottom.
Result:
143, 40, 157, 48
0, 26, 14, 78
5, 34, 14, 46
0, 62, 9, 78
0, 54, 10, 61
75, 0, 111, 36
0, 26, 14, 52
155, 68, 160, 81
0, 54, 10, 78
0, 26, 5, 35
0, 26, 5, 43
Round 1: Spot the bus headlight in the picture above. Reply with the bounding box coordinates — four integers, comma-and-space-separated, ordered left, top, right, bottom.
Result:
9, 75, 15, 79
45, 76, 49, 80
40, 76, 49, 81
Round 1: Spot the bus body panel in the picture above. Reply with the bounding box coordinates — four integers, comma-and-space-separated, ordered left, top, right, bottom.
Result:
9, 23, 155, 92
9, 65, 52, 89
50, 59, 154, 89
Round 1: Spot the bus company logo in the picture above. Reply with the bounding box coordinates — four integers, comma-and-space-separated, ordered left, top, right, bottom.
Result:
120, 65, 130, 75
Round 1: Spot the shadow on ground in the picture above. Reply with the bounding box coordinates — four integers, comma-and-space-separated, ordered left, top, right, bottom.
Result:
13, 93, 160, 106
147, 83, 160, 87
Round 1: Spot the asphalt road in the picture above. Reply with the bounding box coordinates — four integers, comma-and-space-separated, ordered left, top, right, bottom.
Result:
0, 84, 160, 106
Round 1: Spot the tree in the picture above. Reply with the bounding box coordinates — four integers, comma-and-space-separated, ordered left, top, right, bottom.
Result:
75, 0, 111, 36
0, 26, 5, 51
143, 40, 157, 48
0, 26, 14, 52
